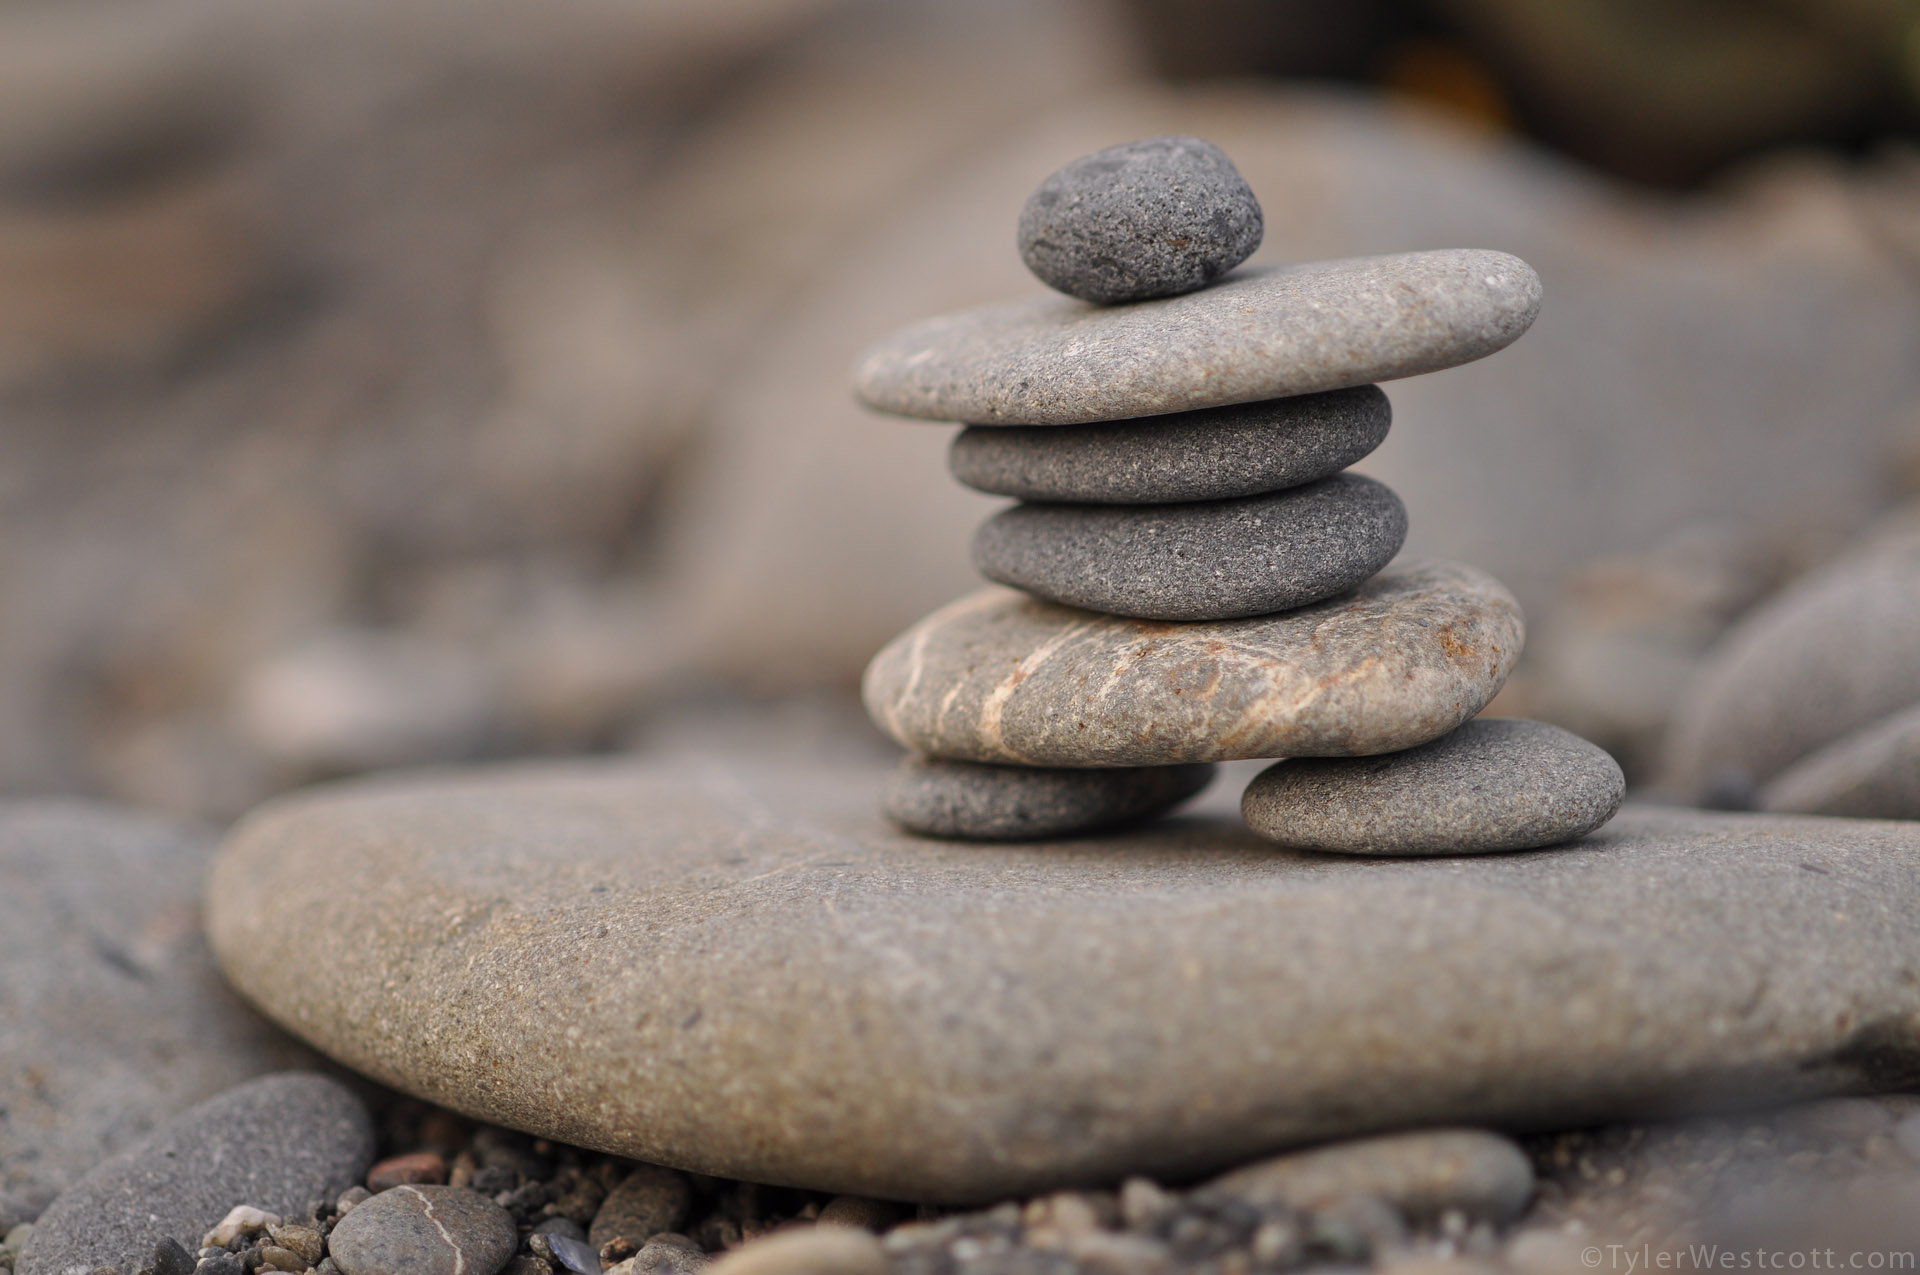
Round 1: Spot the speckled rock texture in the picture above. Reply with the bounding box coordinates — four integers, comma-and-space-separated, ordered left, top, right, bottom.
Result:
209, 749, 1920, 1203
972, 473, 1407, 622
328, 1184, 517, 1275
1761, 701, 1920, 820
862, 562, 1522, 767
1015, 135, 1263, 304
0, 802, 319, 1204
1204, 1129, 1534, 1223
1662, 521, 1920, 805
1241, 719, 1625, 856
17, 1073, 373, 1275
880, 755, 1215, 840
947, 385, 1390, 505
852, 249, 1542, 425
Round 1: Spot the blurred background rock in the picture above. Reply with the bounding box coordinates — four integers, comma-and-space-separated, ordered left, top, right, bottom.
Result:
2, 0, 1918, 819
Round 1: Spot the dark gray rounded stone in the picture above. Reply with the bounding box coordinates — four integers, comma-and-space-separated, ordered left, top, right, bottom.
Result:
1241, 719, 1625, 856
1017, 135, 1263, 304
328, 1185, 516, 1275
881, 755, 1216, 841
16, 1073, 373, 1275
948, 385, 1390, 505
971, 473, 1407, 622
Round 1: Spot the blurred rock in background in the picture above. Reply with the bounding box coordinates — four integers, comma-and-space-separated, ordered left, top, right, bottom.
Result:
1, 0, 1917, 818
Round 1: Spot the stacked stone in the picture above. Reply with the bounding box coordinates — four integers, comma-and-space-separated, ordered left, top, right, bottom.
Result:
854, 136, 1625, 850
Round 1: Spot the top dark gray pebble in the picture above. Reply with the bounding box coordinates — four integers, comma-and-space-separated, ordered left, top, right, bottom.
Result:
328, 1184, 516, 1275
853, 249, 1542, 426
949, 385, 1390, 504
17, 1073, 373, 1275
1017, 135, 1263, 304
1241, 718, 1625, 855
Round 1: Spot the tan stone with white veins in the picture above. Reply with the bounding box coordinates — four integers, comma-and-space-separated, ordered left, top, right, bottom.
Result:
852, 250, 1542, 426
861, 561, 1523, 766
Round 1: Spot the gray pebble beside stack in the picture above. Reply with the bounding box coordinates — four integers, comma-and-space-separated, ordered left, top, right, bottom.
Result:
854, 135, 1619, 851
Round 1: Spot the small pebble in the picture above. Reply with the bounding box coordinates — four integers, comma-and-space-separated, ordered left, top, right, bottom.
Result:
813, 1198, 907, 1232
192, 1257, 243, 1275
1206, 1129, 1535, 1224
503, 1260, 552, 1275
972, 473, 1408, 622
881, 755, 1214, 841
1017, 135, 1263, 304
706, 1228, 885, 1275
589, 1167, 692, 1253
1118, 1179, 1178, 1231
366, 1153, 448, 1192
949, 386, 1391, 505
202, 1208, 281, 1251
326, 1185, 516, 1275
537, 1232, 600, 1275
266, 1226, 322, 1267
149, 1239, 196, 1275
334, 1188, 371, 1217
618, 1234, 709, 1275
1242, 719, 1624, 855
255, 1246, 305, 1273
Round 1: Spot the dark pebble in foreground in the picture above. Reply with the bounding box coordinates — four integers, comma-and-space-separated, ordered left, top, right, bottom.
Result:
972, 473, 1407, 622
882, 755, 1216, 840
328, 1185, 517, 1275
1017, 135, 1263, 304
949, 385, 1390, 505
17, 1073, 372, 1275
1241, 718, 1625, 855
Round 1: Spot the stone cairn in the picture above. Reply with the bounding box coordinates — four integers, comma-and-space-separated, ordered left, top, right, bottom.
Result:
853, 135, 1626, 851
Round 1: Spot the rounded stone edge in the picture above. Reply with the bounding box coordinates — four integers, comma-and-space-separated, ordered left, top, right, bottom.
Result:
946, 385, 1392, 505
849, 249, 1545, 425
859, 563, 1527, 767
1239, 719, 1626, 856
880, 755, 1217, 841
968, 474, 1410, 623
1015, 134, 1265, 305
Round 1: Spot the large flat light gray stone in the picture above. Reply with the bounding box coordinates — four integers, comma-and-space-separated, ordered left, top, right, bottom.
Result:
0, 802, 319, 1203
208, 750, 1920, 1204
851, 249, 1541, 425
862, 561, 1522, 767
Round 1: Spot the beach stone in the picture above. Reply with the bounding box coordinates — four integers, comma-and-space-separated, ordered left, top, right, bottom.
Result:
207, 744, 1920, 1204
1662, 523, 1920, 803
1760, 700, 1920, 821
16, 1073, 372, 1275
1016, 135, 1263, 304
862, 561, 1521, 767
327, 1185, 515, 1275
948, 385, 1390, 504
0, 802, 318, 1202
880, 756, 1215, 840
1241, 719, 1625, 856
706, 1228, 885, 1275
972, 472, 1407, 621
852, 249, 1541, 425
589, 1167, 691, 1253
1203, 1130, 1534, 1224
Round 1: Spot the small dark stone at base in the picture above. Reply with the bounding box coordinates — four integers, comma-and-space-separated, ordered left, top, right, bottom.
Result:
882, 756, 1216, 840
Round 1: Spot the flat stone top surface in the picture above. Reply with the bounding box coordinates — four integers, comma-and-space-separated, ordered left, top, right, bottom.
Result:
210, 749, 1920, 1204
852, 250, 1542, 425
